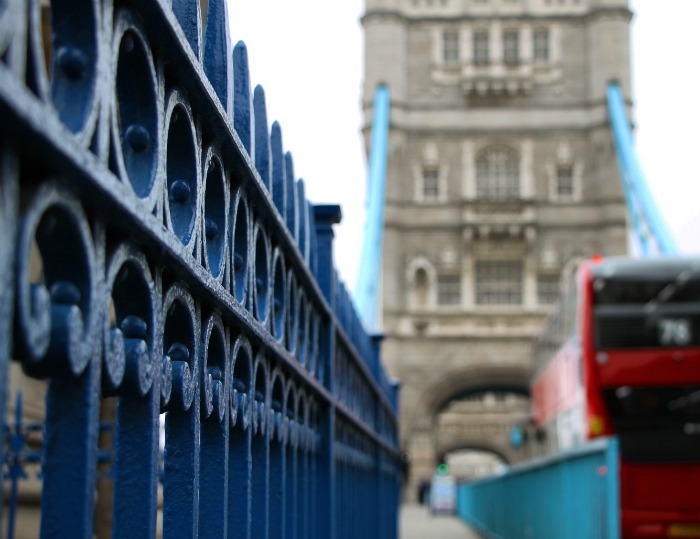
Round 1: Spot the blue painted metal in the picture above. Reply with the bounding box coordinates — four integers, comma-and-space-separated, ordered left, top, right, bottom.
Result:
457, 438, 621, 539
3, 391, 116, 539
0, 1, 401, 537
355, 85, 390, 330
607, 82, 678, 255
4, 392, 42, 539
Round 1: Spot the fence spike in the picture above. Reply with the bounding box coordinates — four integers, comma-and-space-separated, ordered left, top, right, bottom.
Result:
233, 41, 253, 157
285, 152, 299, 242
254, 85, 271, 192
297, 180, 308, 263
309, 206, 318, 278
172, 0, 201, 59
270, 122, 287, 218
203, 0, 232, 116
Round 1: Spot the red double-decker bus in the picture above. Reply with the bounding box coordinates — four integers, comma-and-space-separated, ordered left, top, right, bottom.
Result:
532, 256, 700, 538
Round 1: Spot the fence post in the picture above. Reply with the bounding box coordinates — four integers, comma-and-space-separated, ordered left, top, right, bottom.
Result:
313, 204, 342, 539
0, 146, 18, 532
311, 205, 341, 303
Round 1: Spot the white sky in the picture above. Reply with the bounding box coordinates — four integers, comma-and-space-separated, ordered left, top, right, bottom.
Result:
228, 0, 700, 290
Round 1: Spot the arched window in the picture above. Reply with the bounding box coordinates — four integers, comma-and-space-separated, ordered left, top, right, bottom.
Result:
415, 268, 429, 307
475, 146, 520, 200
406, 257, 436, 309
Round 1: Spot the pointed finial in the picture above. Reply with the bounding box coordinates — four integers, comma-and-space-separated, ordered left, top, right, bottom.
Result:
203, 0, 232, 115
254, 85, 271, 192
233, 41, 253, 157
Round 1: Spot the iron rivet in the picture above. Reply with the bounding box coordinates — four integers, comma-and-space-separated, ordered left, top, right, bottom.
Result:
57, 46, 88, 80
233, 253, 245, 271
167, 342, 190, 361
122, 33, 135, 54
50, 281, 81, 305
169, 180, 192, 203
121, 315, 147, 338
125, 124, 150, 152
205, 218, 219, 239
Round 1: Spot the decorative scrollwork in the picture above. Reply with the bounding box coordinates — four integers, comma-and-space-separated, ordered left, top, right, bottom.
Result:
161, 284, 198, 411
164, 89, 201, 252
230, 187, 250, 306
271, 248, 286, 342
103, 243, 156, 395
15, 184, 97, 378
230, 334, 253, 430
111, 10, 161, 207
252, 353, 268, 437
200, 313, 227, 422
201, 145, 228, 281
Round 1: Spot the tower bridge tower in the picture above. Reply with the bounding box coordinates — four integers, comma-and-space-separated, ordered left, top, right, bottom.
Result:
361, 0, 631, 498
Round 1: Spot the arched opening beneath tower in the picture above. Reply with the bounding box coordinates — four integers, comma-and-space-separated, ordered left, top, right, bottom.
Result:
441, 448, 507, 482
403, 369, 534, 503
432, 389, 531, 474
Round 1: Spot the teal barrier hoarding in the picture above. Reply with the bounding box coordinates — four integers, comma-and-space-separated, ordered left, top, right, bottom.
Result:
457, 438, 620, 539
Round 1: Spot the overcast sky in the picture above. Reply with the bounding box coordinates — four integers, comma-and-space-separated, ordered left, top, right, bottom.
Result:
228, 0, 700, 290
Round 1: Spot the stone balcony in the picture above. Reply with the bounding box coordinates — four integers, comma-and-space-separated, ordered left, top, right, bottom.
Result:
461, 199, 537, 242
461, 62, 535, 97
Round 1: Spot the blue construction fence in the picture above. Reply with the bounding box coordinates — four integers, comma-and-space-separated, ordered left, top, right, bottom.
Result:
457, 438, 620, 539
0, 1, 400, 538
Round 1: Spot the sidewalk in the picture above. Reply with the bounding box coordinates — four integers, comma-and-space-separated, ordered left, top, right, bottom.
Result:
399, 504, 484, 539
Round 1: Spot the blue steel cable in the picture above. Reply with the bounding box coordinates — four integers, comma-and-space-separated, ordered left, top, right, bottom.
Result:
606, 82, 678, 255
355, 85, 391, 330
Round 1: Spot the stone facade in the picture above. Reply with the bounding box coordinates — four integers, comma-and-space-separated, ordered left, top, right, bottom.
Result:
362, 0, 631, 499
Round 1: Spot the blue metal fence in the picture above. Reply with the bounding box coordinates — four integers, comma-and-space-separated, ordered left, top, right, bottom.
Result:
0, 1, 400, 537
457, 438, 620, 539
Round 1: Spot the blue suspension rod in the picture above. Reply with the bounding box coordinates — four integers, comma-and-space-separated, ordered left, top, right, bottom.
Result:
606, 82, 677, 255
355, 85, 390, 330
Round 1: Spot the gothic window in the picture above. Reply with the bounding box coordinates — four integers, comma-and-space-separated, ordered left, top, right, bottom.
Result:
415, 268, 429, 307
475, 260, 523, 305
503, 31, 519, 65
533, 29, 549, 61
556, 165, 574, 197
537, 274, 561, 304
422, 167, 440, 200
473, 32, 490, 65
437, 274, 461, 305
407, 257, 436, 309
443, 31, 460, 63
475, 146, 520, 200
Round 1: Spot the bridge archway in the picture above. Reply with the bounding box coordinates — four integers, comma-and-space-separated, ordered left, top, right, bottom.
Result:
403, 364, 533, 501
437, 441, 511, 466
440, 447, 508, 483
422, 364, 531, 420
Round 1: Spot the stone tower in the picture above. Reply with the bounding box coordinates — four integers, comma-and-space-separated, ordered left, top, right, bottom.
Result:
361, 0, 631, 499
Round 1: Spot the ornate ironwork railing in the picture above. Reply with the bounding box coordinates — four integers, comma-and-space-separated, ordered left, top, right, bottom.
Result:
0, 1, 400, 537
